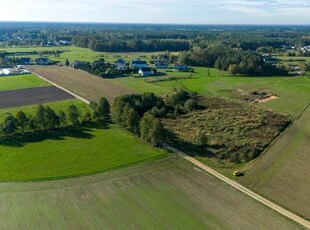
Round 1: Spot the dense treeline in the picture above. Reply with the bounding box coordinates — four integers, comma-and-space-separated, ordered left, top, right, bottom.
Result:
112, 93, 165, 146
0, 97, 110, 136
73, 37, 190, 52
111, 88, 200, 146
1, 23, 310, 53
179, 46, 288, 76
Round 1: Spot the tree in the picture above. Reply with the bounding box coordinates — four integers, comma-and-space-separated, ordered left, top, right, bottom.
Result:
65, 59, 70, 67
123, 107, 140, 135
58, 110, 67, 127
82, 112, 93, 124
44, 106, 60, 130
184, 99, 198, 112
67, 105, 80, 125
140, 113, 164, 146
2, 115, 17, 135
35, 104, 47, 129
16, 110, 28, 132
196, 131, 207, 147
95, 97, 110, 121
27, 116, 38, 132
228, 64, 238, 75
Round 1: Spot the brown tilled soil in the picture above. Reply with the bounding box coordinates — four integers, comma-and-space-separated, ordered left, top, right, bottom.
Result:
27, 66, 135, 103
0, 86, 74, 109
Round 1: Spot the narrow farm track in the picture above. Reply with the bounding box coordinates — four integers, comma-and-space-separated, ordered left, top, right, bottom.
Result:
161, 142, 310, 230
27, 66, 135, 103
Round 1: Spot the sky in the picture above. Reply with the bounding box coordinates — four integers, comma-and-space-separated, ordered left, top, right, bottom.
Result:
0, 0, 309, 25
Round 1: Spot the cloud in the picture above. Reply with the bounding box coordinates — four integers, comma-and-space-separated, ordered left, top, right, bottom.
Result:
0, 0, 309, 24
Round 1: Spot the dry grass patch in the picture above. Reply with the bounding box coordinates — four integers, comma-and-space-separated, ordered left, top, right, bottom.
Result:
163, 97, 291, 163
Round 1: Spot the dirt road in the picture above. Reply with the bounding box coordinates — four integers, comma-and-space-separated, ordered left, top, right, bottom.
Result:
162, 142, 310, 230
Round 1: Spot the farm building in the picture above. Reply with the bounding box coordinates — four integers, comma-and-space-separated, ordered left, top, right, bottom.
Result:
173, 63, 189, 71
114, 59, 127, 71
263, 56, 277, 65
155, 61, 170, 69
19, 57, 32, 65
73, 61, 90, 69
35, 58, 50, 65
131, 59, 148, 69
0, 68, 31, 76
138, 67, 157, 77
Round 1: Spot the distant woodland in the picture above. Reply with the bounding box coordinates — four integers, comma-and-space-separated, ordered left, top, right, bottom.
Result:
1, 23, 310, 76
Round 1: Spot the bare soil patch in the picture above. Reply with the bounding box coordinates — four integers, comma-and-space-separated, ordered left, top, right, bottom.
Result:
0, 86, 74, 109
233, 89, 279, 104
28, 66, 135, 103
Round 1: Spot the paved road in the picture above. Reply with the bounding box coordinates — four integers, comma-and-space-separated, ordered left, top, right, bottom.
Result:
162, 142, 310, 230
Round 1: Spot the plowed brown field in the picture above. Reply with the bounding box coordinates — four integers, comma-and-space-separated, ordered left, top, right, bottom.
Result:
28, 66, 134, 103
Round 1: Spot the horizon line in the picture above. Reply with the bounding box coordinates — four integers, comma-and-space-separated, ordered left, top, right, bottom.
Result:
0, 20, 310, 26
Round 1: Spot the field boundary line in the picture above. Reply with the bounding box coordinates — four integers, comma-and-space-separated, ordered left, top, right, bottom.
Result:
32, 71, 90, 104
161, 142, 310, 229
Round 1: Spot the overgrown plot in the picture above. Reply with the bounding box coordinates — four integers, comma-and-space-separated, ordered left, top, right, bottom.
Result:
163, 97, 290, 163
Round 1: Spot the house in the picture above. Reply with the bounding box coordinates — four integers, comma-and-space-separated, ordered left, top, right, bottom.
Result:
92, 59, 105, 68
131, 59, 148, 69
138, 67, 153, 77
72, 61, 90, 69
173, 63, 189, 71
35, 58, 50, 65
19, 57, 32, 65
114, 59, 127, 71
282, 45, 294, 50
263, 56, 277, 65
155, 61, 170, 69
1, 67, 30, 75
59, 40, 72, 46
115, 59, 126, 65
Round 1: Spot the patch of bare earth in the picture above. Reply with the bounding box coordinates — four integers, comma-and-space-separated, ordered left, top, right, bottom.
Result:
0, 86, 74, 109
233, 89, 279, 104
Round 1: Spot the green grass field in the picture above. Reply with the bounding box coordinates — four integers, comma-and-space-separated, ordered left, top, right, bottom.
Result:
1, 46, 170, 63
0, 74, 50, 91
0, 124, 167, 181
0, 99, 88, 122
239, 104, 310, 220
0, 156, 300, 229
110, 68, 310, 117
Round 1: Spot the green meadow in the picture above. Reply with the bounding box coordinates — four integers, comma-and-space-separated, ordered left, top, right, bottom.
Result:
0, 124, 167, 181
111, 67, 310, 117
0, 74, 50, 91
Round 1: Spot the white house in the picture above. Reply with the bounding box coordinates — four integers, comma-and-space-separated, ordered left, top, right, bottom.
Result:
138, 67, 153, 77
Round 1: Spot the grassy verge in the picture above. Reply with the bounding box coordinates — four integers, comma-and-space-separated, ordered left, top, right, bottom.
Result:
0, 74, 51, 91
